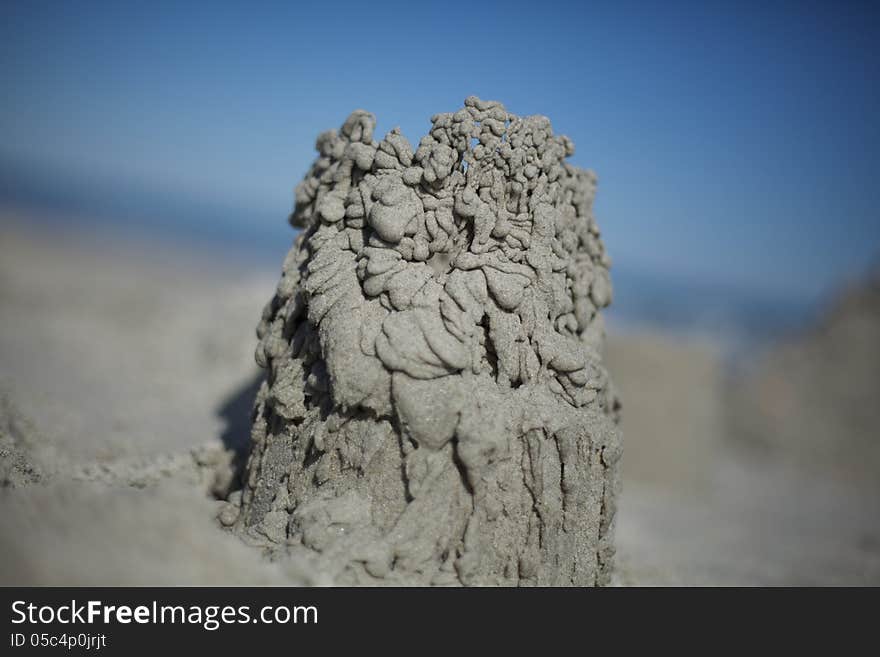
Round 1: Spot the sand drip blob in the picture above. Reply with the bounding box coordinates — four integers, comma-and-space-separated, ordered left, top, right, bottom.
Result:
230, 97, 622, 585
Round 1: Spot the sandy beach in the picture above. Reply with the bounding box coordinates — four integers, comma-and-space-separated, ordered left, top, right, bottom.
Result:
1, 217, 877, 585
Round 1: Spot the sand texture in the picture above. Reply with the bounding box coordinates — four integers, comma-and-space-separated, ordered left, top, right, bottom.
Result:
232, 99, 620, 585
0, 219, 877, 585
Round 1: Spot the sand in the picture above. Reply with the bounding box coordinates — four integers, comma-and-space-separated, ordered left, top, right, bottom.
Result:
1, 216, 877, 585
235, 99, 621, 586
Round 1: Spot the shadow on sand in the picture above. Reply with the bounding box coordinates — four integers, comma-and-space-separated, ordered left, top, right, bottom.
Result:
214, 371, 264, 496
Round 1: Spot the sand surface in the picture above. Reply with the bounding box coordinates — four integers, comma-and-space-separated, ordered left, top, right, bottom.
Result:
1, 218, 877, 585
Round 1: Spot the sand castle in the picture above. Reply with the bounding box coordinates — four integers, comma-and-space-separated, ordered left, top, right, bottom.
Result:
228, 97, 621, 585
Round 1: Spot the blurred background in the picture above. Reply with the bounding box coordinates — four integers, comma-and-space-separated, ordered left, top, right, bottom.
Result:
1, 0, 878, 584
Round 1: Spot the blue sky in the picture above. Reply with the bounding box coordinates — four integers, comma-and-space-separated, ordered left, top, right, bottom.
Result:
1, 0, 878, 304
